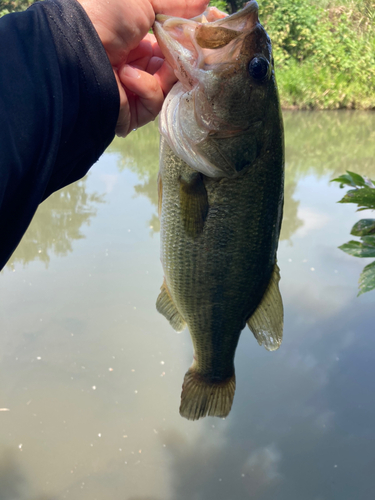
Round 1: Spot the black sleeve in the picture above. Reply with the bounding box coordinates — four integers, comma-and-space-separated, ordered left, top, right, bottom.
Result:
0, 0, 119, 269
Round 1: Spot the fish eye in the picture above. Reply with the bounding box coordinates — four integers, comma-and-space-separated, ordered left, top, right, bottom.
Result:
248, 57, 269, 80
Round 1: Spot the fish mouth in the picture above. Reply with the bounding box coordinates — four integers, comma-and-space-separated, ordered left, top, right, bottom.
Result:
153, 16, 200, 89
153, 1, 260, 90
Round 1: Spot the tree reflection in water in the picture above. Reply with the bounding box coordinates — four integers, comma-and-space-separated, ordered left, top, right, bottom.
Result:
284, 111, 375, 179
7, 178, 104, 269
109, 121, 160, 235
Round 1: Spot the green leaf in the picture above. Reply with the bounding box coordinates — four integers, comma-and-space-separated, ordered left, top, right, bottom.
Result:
339, 239, 375, 258
346, 171, 366, 187
351, 219, 375, 236
331, 173, 357, 188
361, 235, 375, 246
338, 187, 375, 210
358, 261, 375, 296
331, 171, 367, 189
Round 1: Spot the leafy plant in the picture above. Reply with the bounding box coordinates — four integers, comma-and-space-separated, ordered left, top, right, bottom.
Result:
0, 0, 34, 17
332, 171, 375, 295
210, 1, 375, 110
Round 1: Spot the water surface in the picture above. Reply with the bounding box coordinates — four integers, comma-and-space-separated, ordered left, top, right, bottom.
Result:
1, 111, 375, 500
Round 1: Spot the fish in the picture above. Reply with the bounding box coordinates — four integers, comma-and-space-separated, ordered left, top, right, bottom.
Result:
153, 1, 284, 420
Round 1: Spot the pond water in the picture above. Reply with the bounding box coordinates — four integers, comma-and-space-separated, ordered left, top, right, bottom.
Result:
1, 111, 375, 500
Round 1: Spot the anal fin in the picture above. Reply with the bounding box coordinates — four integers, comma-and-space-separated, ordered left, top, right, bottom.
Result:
247, 263, 283, 351
156, 281, 186, 333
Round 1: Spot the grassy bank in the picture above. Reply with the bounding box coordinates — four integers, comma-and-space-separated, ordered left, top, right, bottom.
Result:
2, 0, 375, 110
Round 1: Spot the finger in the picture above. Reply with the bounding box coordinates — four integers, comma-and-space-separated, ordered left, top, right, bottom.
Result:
150, 0, 209, 19
153, 60, 177, 95
206, 7, 228, 21
140, 33, 164, 58
113, 71, 131, 138
128, 56, 151, 72
146, 56, 164, 75
119, 65, 165, 129
151, 43, 164, 59
126, 92, 159, 131
125, 36, 165, 71
142, 33, 157, 45
126, 40, 153, 65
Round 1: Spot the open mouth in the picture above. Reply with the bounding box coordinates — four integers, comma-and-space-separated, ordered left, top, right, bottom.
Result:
153, 1, 260, 89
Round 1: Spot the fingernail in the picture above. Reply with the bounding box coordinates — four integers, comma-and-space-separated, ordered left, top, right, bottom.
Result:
122, 65, 140, 79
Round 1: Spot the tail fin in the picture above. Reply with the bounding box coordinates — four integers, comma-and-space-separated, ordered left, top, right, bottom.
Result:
179, 369, 236, 420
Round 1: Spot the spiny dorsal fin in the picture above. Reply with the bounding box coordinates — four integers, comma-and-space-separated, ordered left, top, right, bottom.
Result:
247, 263, 283, 351
179, 172, 208, 238
156, 281, 186, 333
180, 369, 236, 421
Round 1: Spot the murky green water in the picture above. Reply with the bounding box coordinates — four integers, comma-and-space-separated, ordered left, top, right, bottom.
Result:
1, 111, 375, 500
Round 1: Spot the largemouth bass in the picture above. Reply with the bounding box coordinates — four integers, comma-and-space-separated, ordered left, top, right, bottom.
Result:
154, 1, 284, 420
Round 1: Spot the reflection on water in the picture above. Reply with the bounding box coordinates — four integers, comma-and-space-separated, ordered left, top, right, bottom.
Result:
281, 179, 303, 242
0, 452, 28, 500
162, 429, 282, 499
1, 111, 375, 500
109, 121, 160, 234
284, 111, 375, 178
6, 178, 104, 268
0, 451, 53, 500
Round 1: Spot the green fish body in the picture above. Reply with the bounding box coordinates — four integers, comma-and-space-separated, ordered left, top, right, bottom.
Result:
154, 1, 284, 420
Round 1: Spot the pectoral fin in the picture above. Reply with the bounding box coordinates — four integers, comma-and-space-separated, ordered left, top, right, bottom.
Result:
247, 263, 283, 351
156, 281, 186, 333
179, 172, 208, 238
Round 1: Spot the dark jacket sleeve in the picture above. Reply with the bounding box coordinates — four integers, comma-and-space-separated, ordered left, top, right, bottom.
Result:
0, 0, 119, 269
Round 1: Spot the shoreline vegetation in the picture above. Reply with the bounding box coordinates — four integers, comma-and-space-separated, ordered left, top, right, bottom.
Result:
2, 0, 375, 110
212, 0, 375, 110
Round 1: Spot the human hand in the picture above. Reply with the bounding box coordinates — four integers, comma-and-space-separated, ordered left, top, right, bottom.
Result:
77, 0, 209, 137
